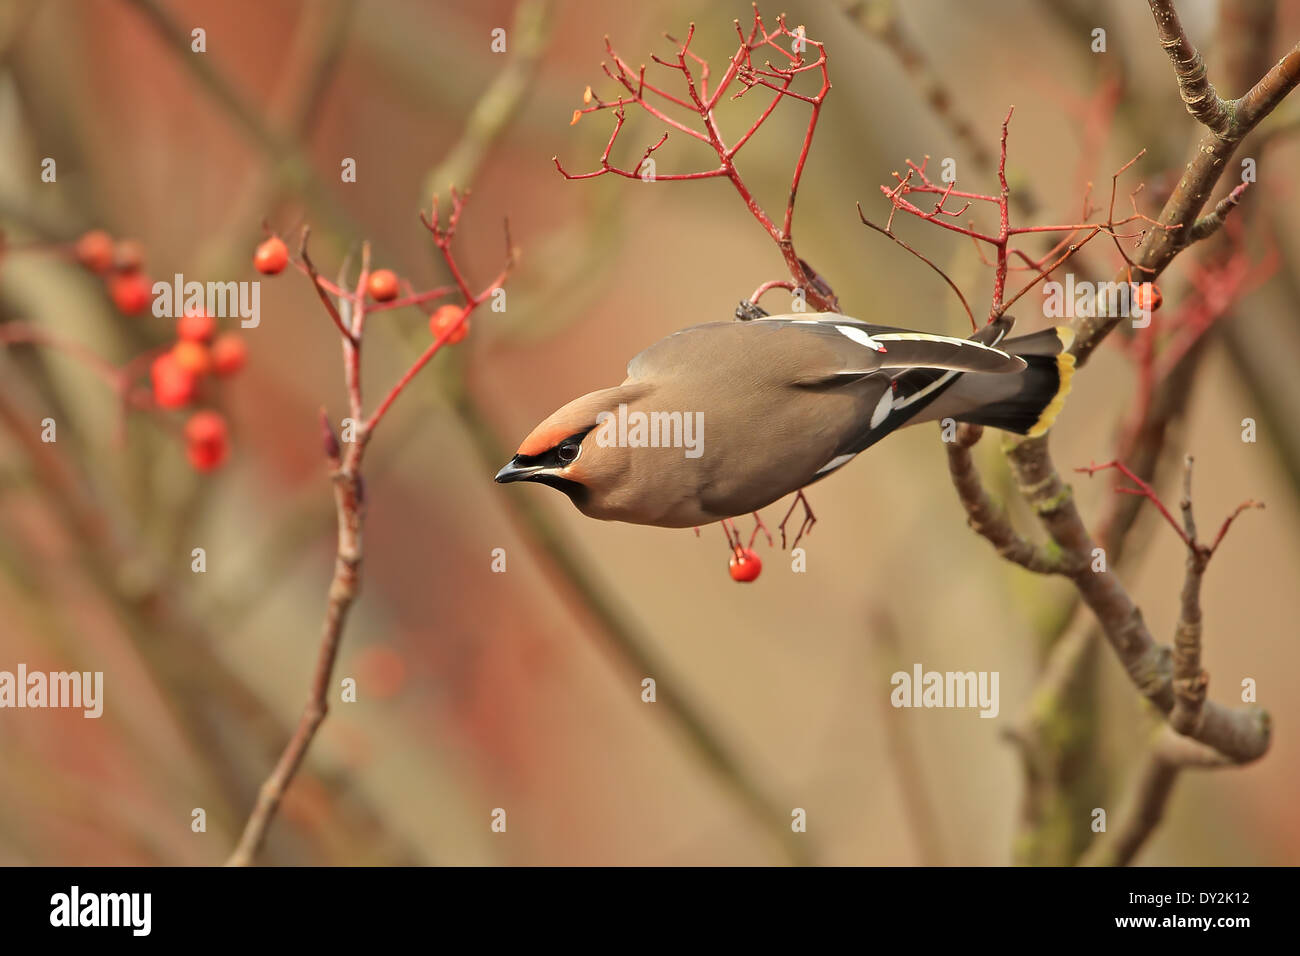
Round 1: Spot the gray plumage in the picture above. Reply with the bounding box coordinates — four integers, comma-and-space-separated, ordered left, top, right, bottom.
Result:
496, 313, 1074, 528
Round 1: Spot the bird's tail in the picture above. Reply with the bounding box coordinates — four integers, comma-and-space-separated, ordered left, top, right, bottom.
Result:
952, 326, 1075, 437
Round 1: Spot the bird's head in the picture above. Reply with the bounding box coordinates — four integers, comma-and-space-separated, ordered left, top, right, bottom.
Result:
494, 384, 646, 509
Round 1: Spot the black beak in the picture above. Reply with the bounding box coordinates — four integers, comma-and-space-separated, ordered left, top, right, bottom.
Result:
494, 456, 544, 483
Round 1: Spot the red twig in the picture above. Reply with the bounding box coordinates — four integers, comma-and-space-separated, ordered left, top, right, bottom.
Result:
778, 489, 816, 550
556, 5, 837, 311
868, 118, 1178, 326
1076, 459, 1261, 559
368, 195, 517, 431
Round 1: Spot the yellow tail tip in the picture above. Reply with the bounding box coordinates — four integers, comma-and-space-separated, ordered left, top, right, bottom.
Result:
1026, 327, 1076, 437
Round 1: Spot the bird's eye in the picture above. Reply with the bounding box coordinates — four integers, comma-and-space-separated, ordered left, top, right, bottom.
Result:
557, 441, 581, 464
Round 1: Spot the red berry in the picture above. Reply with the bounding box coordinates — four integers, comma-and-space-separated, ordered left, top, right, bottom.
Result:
1135, 282, 1163, 313
210, 334, 248, 377
74, 230, 114, 274
177, 310, 216, 343
366, 269, 399, 302
109, 272, 153, 315
428, 304, 468, 345
187, 442, 227, 471
171, 340, 212, 377
184, 409, 227, 445
254, 236, 288, 275
151, 354, 197, 409
184, 411, 229, 472
728, 548, 762, 582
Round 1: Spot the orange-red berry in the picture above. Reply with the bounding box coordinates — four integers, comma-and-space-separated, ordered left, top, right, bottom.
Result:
187, 442, 227, 471
728, 548, 762, 583
254, 236, 288, 275
109, 272, 153, 315
151, 354, 197, 409
184, 409, 227, 445
211, 334, 248, 377
177, 310, 216, 343
367, 269, 399, 302
184, 411, 229, 472
74, 230, 114, 274
428, 304, 468, 345
171, 340, 212, 377
1135, 283, 1163, 313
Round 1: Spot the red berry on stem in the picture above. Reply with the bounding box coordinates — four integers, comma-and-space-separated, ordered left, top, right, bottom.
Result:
109, 272, 153, 315
428, 304, 468, 345
1136, 283, 1163, 313
210, 334, 248, 377
177, 310, 216, 343
728, 548, 762, 582
187, 442, 226, 471
367, 269, 399, 302
151, 354, 197, 409
254, 236, 288, 275
74, 230, 114, 274
184, 411, 229, 472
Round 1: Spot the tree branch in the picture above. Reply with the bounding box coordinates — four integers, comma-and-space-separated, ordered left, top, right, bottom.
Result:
1006, 439, 1268, 765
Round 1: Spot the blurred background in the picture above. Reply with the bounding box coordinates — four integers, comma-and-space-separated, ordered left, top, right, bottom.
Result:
0, 0, 1297, 865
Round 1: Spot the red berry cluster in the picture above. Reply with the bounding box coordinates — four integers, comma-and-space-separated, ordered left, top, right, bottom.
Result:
149, 312, 246, 471
73, 229, 153, 316
72, 229, 248, 473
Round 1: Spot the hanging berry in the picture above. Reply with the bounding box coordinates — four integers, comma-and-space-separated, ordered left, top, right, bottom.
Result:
254, 236, 289, 275
728, 548, 762, 582
1135, 282, 1163, 313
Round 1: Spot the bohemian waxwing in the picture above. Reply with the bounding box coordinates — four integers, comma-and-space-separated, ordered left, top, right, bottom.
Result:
495, 312, 1074, 528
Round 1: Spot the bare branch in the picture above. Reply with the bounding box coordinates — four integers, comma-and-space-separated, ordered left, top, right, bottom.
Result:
944, 424, 1074, 574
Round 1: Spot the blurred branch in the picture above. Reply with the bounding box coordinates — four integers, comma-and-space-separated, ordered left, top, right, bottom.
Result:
870, 608, 945, 865
192, 0, 357, 276
842, 0, 1000, 196
120, 0, 364, 244
422, 0, 551, 199
1080, 725, 1232, 867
